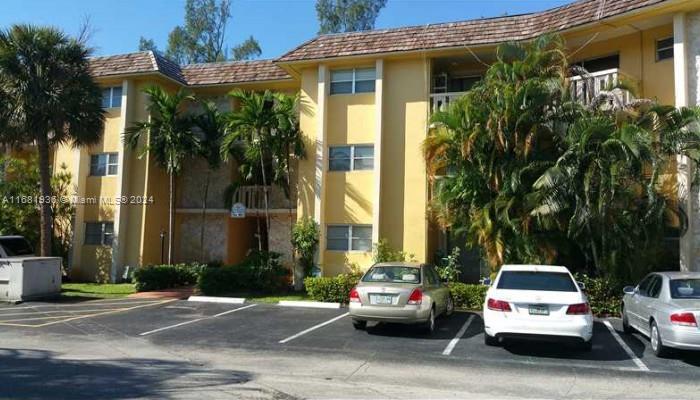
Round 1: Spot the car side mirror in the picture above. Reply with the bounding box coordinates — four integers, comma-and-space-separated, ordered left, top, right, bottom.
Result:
623, 286, 635, 295
577, 281, 586, 291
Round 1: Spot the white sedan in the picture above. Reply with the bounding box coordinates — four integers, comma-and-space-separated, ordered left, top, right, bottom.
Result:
483, 265, 594, 351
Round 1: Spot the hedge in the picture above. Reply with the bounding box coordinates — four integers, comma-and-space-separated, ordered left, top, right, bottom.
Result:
133, 263, 205, 292
198, 251, 289, 296
449, 282, 488, 310
304, 273, 360, 304
575, 273, 623, 316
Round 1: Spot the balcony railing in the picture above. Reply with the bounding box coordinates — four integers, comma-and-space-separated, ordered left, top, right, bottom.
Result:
232, 185, 295, 212
429, 92, 466, 113
569, 68, 634, 106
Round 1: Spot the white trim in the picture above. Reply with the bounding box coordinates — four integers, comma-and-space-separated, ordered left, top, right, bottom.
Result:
188, 296, 246, 304
277, 300, 341, 309
373, 59, 383, 244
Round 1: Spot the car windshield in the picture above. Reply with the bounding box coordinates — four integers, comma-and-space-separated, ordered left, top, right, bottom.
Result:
670, 279, 700, 299
362, 266, 421, 284
0, 237, 34, 257
497, 271, 577, 292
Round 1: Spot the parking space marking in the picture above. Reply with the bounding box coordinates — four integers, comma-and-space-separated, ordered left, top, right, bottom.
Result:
442, 315, 475, 356
0, 299, 160, 312
603, 320, 649, 372
139, 303, 257, 336
0, 300, 174, 328
278, 312, 349, 344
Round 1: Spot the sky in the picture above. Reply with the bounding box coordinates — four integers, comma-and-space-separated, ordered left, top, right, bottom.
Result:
0, 0, 573, 59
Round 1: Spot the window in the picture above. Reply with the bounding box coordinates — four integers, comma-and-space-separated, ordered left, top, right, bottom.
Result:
329, 145, 374, 171
0, 237, 34, 257
90, 153, 118, 176
326, 225, 372, 251
572, 54, 620, 73
330, 68, 375, 95
647, 275, 663, 298
670, 279, 700, 299
85, 222, 114, 246
496, 271, 578, 292
362, 266, 421, 284
637, 274, 655, 296
101, 86, 122, 108
657, 37, 674, 61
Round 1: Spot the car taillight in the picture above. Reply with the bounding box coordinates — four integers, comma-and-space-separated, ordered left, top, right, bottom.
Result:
487, 298, 511, 312
407, 288, 423, 305
349, 287, 361, 303
670, 312, 698, 327
566, 303, 591, 315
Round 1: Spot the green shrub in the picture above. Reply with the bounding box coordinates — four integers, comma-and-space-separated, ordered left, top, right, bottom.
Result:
291, 218, 319, 277
449, 282, 488, 310
197, 251, 290, 296
373, 238, 416, 263
304, 271, 361, 303
133, 263, 205, 292
575, 273, 623, 316
436, 247, 462, 283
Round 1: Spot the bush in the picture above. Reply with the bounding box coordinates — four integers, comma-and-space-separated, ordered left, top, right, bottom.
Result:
304, 271, 361, 304
133, 263, 205, 292
449, 282, 488, 310
291, 218, 319, 277
436, 247, 462, 283
575, 273, 623, 316
373, 238, 416, 263
197, 251, 289, 296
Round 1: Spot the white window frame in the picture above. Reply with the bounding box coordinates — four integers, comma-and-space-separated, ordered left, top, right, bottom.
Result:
656, 37, 674, 61
328, 145, 374, 171
330, 68, 375, 95
102, 86, 122, 108
90, 153, 119, 176
85, 222, 114, 246
326, 224, 372, 252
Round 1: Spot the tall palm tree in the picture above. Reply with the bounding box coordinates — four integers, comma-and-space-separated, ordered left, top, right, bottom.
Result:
194, 100, 225, 261
0, 24, 104, 256
124, 86, 199, 264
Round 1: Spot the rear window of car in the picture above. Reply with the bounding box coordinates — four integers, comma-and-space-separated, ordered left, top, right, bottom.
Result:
362, 266, 421, 284
0, 237, 34, 257
496, 271, 577, 292
670, 279, 700, 299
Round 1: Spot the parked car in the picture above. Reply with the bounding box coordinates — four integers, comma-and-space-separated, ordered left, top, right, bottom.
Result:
483, 264, 593, 350
348, 262, 454, 334
621, 272, 700, 357
0, 235, 35, 258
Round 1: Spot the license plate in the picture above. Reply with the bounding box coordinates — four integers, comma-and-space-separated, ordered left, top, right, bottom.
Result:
529, 304, 549, 316
369, 294, 395, 305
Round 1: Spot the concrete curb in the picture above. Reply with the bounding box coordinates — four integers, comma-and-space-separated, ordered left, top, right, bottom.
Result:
277, 300, 341, 309
188, 296, 246, 304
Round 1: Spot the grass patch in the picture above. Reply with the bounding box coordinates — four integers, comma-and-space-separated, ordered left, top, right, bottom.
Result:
61, 283, 136, 299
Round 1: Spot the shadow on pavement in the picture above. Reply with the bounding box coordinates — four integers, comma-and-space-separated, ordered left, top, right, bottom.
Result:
364, 311, 480, 340
0, 348, 252, 400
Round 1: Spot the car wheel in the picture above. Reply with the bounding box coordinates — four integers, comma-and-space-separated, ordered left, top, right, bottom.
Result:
580, 339, 593, 352
423, 307, 436, 334
621, 307, 633, 334
445, 295, 454, 317
650, 321, 670, 358
484, 332, 499, 346
352, 319, 367, 330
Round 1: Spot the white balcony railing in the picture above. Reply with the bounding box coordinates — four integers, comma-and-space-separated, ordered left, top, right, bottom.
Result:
429, 92, 467, 113
569, 68, 633, 106
232, 185, 295, 212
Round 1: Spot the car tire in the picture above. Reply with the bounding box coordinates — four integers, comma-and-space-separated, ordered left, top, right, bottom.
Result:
484, 332, 499, 346
621, 308, 633, 334
445, 295, 454, 317
423, 307, 436, 334
580, 339, 593, 352
650, 321, 670, 358
352, 319, 367, 330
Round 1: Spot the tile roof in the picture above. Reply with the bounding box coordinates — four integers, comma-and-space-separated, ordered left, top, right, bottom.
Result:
276, 0, 669, 62
89, 51, 290, 86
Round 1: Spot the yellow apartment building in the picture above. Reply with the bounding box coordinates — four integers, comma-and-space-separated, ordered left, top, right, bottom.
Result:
52, 0, 700, 282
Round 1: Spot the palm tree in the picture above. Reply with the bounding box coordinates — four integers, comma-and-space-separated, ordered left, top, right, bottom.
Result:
124, 86, 199, 264
194, 100, 225, 261
0, 24, 104, 256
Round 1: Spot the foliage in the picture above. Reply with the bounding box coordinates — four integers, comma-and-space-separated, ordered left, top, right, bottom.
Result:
372, 238, 416, 263
291, 218, 320, 277
424, 34, 700, 282
304, 271, 362, 303
316, 0, 388, 34
0, 24, 104, 256
449, 283, 488, 310
50, 164, 76, 264
436, 247, 462, 283
575, 273, 623, 316
139, 0, 261, 64
197, 251, 290, 295
133, 263, 206, 292
61, 283, 136, 299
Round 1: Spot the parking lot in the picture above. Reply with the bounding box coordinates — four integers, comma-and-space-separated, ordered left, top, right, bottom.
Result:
1, 297, 700, 378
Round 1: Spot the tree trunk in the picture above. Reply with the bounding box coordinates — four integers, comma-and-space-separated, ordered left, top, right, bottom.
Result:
254, 183, 263, 252
168, 171, 175, 264
199, 171, 210, 262
36, 134, 53, 256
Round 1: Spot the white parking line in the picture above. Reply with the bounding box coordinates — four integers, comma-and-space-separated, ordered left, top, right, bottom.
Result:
603, 320, 650, 372
278, 312, 349, 344
139, 304, 257, 336
442, 315, 475, 356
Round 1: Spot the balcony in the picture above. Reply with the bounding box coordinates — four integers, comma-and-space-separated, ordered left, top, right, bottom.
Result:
232, 185, 295, 213
569, 68, 634, 106
430, 92, 467, 113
